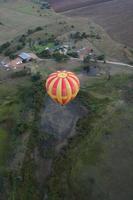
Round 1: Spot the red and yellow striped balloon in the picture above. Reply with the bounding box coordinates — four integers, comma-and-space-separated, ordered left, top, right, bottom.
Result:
46, 70, 80, 105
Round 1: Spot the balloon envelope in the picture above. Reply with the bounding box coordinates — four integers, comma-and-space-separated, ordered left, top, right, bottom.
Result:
45, 70, 80, 105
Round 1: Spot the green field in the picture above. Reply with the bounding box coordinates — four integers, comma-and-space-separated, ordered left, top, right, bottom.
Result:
47, 74, 133, 200
0, 128, 9, 170
0, 1, 56, 45
0, 66, 133, 200
0, 73, 32, 172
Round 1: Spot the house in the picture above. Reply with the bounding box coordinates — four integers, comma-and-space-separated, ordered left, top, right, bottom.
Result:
18, 52, 32, 62
18, 52, 38, 62
54, 45, 69, 55
40, 1, 51, 9
6, 52, 38, 69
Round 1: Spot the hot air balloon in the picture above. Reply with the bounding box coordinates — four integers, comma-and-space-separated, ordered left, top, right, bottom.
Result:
46, 70, 80, 105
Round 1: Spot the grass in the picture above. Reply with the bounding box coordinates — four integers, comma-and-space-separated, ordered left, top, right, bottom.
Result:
0, 128, 9, 171
7, 76, 46, 200
0, 1, 40, 16
0, 1, 56, 45
33, 43, 54, 54
0, 76, 32, 175
0, 74, 51, 199
47, 73, 133, 200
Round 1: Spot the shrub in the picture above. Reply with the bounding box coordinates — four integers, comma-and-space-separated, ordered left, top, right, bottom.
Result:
11, 69, 28, 78
27, 29, 34, 35
81, 32, 88, 39
53, 52, 68, 62
71, 25, 75, 28
97, 54, 105, 61
31, 72, 41, 82
16, 44, 24, 51
14, 122, 28, 135
9, 54, 17, 59
35, 26, 43, 32
4, 49, 13, 57
19, 35, 26, 43
96, 34, 101, 39
37, 49, 51, 58
67, 51, 79, 58
70, 31, 89, 40
83, 55, 91, 63
48, 35, 56, 42
0, 22, 4, 25
0, 42, 11, 52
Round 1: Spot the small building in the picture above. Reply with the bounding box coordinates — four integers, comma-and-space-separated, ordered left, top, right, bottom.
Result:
40, 2, 51, 9
54, 45, 69, 55
6, 52, 38, 69
18, 52, 32, 62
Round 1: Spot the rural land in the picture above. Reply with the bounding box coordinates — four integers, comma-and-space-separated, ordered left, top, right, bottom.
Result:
50, 0, 133, 48
0, 0, 133, 200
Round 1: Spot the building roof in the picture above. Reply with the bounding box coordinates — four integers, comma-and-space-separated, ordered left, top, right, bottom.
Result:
19, 52, 31, 60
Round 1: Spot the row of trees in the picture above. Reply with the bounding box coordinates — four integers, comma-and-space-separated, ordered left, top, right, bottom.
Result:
70, 31, 101, 41
0, 26, 44, 58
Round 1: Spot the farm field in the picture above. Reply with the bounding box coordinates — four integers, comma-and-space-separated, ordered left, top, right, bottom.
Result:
0, 1, 57, 45
50, 0, 133, 47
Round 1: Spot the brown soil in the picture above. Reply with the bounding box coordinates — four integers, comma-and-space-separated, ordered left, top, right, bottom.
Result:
50, 0, 133, 47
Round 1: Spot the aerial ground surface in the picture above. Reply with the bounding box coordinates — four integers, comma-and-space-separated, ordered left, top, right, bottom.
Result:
50, 0, 133, 47
0, 1, 133, 199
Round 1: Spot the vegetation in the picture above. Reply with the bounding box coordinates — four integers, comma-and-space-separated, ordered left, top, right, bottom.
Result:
27, 26, 43, 35
97, 54, 105, 61
0, 72, 47, 199
33, 43, 54, 54
70, 31, 89, 40
0, 22, 4, 25
67, 51, 79, 58
11, 74, 46, 200
53, 52, 69, 62
0, 1, 133, 199
0, 42, 11, 53
47, 74, 133, 200
0, 128, 9, 171
11, 68, 30, 78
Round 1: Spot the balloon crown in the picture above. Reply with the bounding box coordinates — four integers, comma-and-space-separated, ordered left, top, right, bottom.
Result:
57, 71, 68, 78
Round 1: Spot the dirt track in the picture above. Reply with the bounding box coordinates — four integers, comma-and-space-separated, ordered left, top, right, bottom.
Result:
40, 97, 87, 142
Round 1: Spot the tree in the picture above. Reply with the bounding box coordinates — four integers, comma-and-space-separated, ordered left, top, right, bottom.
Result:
53, 52, 68, 62
83, 55, 91, 64
31, 72, 41, 82
67, 51, 79, 58
83, 55, 91, 73
0, 42, 11, 53
97, 54, 105, 61
38, 49, 51, 59
35, 26, 43, 32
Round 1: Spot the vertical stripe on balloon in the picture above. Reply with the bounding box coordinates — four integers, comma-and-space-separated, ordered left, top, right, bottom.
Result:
45, 71, 80, 105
